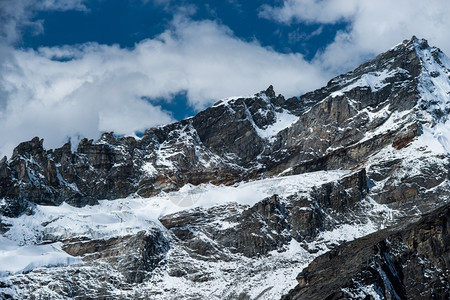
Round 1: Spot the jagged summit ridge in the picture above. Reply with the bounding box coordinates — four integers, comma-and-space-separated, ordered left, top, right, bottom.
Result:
302, 36, 450, 108
0, 86, 304, 216
2, 37, 450, 215
280, 36, 450, 160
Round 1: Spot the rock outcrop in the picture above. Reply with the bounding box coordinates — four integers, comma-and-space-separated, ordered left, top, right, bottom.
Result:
282, 202, 450, 300
62, 230, 169, 284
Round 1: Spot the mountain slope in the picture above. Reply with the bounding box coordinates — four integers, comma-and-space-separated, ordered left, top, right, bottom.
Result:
282, 201, 450, 300
1, 36, 450, 299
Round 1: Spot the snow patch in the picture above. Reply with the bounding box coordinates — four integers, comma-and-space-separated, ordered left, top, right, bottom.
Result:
255, 110, 299, 140
416, 122, 450, 153
212, 94, 253, 107
416, 41, 450, 119
342, 69, 406, 93
142, 162, 157, 176
0, 236, 81, 275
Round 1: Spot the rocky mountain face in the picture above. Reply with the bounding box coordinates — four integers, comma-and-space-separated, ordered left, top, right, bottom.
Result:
0, 84, 302, 218
1, 36, 450, 299
282, 202, 450, 300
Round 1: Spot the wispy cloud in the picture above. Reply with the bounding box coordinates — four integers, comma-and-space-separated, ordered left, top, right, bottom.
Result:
259, 0, 358, 25
260, 0, 450, 73
0, 0, 87, 45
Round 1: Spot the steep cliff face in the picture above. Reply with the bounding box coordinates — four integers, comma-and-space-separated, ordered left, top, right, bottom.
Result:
1, 36, 450, 299
282, 202, 450, 300
159, 169, 367, 259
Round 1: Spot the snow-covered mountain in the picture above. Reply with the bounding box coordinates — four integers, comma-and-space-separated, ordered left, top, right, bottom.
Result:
1, 36, 450, 299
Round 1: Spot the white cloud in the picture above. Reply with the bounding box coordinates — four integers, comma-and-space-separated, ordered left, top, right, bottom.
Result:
259, 0, 359, 24
260, 0, 450, 74
9, 0, 449, 160
35, 0, 87, 11
0, 17, 328, 158
0, 0, 87, 44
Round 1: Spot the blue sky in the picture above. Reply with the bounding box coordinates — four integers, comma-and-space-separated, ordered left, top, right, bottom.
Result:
19, 0, 345, 120
23, 1, 345, 60
1, 0, 450, 157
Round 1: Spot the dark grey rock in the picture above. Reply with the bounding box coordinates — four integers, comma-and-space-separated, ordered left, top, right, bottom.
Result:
62, 229, 169, 284
282, 202, 450, 300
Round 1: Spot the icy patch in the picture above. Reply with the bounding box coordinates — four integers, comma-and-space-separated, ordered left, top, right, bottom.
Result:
315, 223, 376, 246
142, 162, 157, 176
213, 92, 299, 141
415, 121, 450, 154
169, 183, 205, 207
215, 220, 239, 230
360, 107, 411, 143
330, 91, 344, 97
254, 110, 299, 140
308, 200, 396, 250
342, 68, 406, 93
243, 103, 299, 141
0, 236, 81, 275
212, 94, 252, 107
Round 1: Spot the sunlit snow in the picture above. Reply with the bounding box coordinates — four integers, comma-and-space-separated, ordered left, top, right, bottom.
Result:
0, 237, 81, 276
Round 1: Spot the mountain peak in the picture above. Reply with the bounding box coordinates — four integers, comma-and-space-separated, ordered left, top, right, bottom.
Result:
2, 38, 450, 299
301, 36, 450, 119
262, 85, 276, 98
402, 35, 428, 49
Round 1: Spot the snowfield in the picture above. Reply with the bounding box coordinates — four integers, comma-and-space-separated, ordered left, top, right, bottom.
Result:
0, 169, 398, 298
